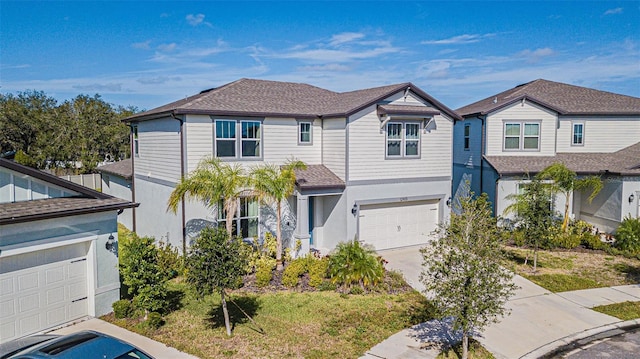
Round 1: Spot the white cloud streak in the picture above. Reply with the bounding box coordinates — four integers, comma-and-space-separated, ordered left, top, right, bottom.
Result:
421, 33, 496, 45
603, 7, 623, 15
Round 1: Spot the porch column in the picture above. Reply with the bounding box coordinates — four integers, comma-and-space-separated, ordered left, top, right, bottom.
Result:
293, 194, 310, 257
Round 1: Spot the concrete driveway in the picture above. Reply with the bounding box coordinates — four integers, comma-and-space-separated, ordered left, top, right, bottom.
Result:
375, 245, 639, 359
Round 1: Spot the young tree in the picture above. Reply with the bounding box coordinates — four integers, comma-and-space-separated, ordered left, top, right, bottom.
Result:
504, 177, 554, 271
167, 156, 249, 238
250, 159, 306, 270
186, 227, 248, 336
421, 194, 517, 359
537, 162, 602, 232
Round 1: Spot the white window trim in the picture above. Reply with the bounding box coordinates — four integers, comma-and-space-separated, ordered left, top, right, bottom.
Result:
217, 198, 260, 240
132, 125, 139, 157
385, 121, 421, 159
571, 122, 585, 146
464, 123, 470, 151
297, 120, 313, 145
213, 119, 263, 160
503, 121, 541, 152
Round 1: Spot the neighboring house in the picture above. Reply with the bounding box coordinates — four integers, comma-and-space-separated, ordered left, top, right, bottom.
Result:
453, 79, 640, 233
125, 78, 460, 254
0, 158, 137, 343
97, 159, 134, 230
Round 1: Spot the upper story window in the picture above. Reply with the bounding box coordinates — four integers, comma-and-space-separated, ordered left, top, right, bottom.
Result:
386, 122, 421, 158
572, 123, 584, 146
214, 119, 262, 159
299, 121, 312, 144
464, 124, 470, 150
504, 122, 540, 151
132, 125, 139, 157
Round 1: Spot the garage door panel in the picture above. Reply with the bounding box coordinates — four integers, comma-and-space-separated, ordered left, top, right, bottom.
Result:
0, 278, 13, 296
19, 313, 40, 333
18, 273, 39, 291
47, 307, 66, 325
19, 293, 40, 312
1, 299, 14, 318
46, 287, 65, 305
68, 281, 87, 300
46, 267, 65, 284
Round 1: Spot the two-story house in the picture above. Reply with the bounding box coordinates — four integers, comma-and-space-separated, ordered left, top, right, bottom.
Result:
0, 158, 136, 343
453, 79, 640, 233
125, 78, 460, 254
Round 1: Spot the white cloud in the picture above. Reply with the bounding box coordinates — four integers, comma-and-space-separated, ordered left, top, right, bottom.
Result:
73, 83, 123, 92
421, 33, 495, 45
131, 41, 151, 50
297, 64, 351, 72
185, 13, 212, 27
517, 47, 555, 63
157, 43, 177, 52
603, 7, 623, 15
329, 32, 365, 46
273, 47, 399, 62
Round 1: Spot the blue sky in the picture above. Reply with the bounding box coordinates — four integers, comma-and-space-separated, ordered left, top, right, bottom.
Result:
1, 1, 639, 110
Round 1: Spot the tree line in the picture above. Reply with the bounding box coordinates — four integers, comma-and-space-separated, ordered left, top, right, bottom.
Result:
0, 90, 137, 174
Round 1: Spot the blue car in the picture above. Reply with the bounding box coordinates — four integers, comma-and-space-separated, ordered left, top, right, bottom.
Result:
5, 331, 154, 359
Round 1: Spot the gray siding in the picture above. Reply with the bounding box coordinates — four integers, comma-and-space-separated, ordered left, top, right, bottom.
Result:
556, 116, 640, 153
135, 117, 182, 183
322, 118, 346, 180
101, 174, 133, 230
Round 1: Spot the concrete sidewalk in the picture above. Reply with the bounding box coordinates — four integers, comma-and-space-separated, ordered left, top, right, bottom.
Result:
364, 246, 640, 359
48, 317, 198, 359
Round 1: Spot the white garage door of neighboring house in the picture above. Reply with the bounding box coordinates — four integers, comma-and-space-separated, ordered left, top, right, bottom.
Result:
0, 245, 89, 343
359, 199, 440, 251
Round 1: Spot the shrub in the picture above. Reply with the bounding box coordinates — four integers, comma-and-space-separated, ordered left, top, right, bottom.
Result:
157, 240, 183, 278
551, 231, 582, 249
615, 217, 640, 254
581, 232, 610, 251
317, 281, 337, 291
145, 312, 165, 329
308, 257, 329, 288
113, 299, 133, 319
282, 258, 307, 287
328, 240, 384, 290
255, 257, 275, 287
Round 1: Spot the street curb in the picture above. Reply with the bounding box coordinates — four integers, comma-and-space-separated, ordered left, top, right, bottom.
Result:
519, 319, 640, 359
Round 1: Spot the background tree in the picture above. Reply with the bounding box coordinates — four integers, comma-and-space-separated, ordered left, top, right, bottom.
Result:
537, 162, 603, 232
504, 177, 554, 271
250, 159, 306, 270
421, 193, 517, 359
167, 156, 249, 239
186, 227, 248, 336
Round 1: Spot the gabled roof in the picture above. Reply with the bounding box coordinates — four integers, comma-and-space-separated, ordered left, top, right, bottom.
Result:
125, 78, 461, 121
485, 142, 640, 177
294, 165, 345, 191
0, 158, 137, 225
457, 79, 640, 117
96, 159, 133, 180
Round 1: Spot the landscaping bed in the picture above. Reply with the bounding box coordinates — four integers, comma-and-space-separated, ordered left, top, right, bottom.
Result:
503, 246, 640, 292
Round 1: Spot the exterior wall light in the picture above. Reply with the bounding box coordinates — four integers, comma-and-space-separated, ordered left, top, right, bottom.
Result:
105, 234, 115, 251
351, 203, 358, 216
446, 197, 452, 207
630, 193, 635, 203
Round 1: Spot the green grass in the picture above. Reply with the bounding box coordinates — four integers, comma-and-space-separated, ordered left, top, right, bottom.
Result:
103, 279, 434, 358
437, 339, 495, 359
522, 273, 601, 292
593, 301, 640, 321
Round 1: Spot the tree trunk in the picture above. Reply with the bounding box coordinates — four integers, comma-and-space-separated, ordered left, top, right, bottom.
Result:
462, 333, 469, 359
221, 290, 232, 336
562, 192, 571, 232
276, 201, 283, 271
533, 248, 538, 272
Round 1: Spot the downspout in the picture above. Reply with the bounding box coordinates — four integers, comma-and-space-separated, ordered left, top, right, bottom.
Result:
171, 112, 187, 255
128, 124, 137, 233
479, 115, 487, 195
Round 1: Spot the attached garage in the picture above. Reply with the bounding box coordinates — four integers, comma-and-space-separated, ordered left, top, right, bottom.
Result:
0, 242, 91, 342
358, 199, 440, 251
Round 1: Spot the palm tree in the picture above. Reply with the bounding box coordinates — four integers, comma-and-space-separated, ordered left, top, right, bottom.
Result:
250, 159, 306, 270
536, 163, 603, 232
167, 156, 249, 236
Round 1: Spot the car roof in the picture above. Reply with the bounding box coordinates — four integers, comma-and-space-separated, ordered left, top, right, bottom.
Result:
0, 335, 59, 359
8, 331, 142, 359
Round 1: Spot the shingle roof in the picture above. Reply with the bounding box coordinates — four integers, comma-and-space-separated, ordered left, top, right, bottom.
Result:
0, 158, 137, 224
485, 142, 640, 176
295, 165, 345, 191
457, 79, 640, 117
126, 78, 461, 121
97, 159, 133, 179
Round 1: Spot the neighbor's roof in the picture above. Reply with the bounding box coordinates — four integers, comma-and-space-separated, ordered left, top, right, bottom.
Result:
96, 159, 132, 180
295, 165, 345, 191
485, 142, 640, 177
457, 79, 640, 117
0, 158, 137, 225
125, 78, 461, 121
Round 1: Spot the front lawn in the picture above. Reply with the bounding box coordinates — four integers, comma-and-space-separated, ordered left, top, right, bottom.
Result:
503, 247, 640, 292
103, 279, 433, 358
593, 301, 640, 321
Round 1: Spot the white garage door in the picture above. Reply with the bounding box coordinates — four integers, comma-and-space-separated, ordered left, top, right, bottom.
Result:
359, 199, 440, 251
0, 245, 88, 343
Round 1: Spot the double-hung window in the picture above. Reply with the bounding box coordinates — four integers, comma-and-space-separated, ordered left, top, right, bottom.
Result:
132, 125, 139, 157
504, 122, 540, 151
572, 123, 584, 146
218, 198, 259, 239
214, 119, 261, 159
299, 121, 312, 144
464, 124, 470, 150
386, 122, 421, 158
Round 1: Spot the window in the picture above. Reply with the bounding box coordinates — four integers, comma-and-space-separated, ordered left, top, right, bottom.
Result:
504, 122, 540, 151
464, 124, 470, 150
386, 122, 420, 158
214, 119, 262, 159
132, 125, 139, 157
572, 123, 584, 145
218, 198, 259, 239
299, 121, 312, 144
